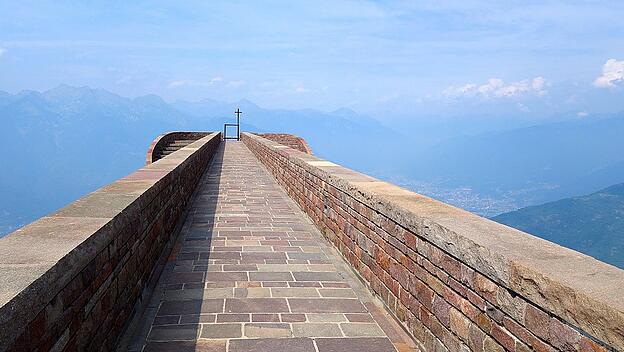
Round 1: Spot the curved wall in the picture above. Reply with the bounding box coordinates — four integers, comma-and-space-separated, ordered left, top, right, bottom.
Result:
146, 131, 210, 165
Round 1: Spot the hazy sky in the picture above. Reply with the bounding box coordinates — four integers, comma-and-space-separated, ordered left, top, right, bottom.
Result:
1, 1, 623, 118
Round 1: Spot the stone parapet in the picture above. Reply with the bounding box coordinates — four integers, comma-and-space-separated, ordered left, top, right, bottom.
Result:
0, 132, 221, 351
255, 133, 313, 154
241, 132, 624, 352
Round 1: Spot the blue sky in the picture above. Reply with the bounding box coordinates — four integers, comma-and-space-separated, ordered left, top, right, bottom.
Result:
1, 1, 623, 119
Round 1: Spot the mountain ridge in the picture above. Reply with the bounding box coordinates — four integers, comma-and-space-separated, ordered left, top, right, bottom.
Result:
0, 85, 396, 236
493, 183, 624, 269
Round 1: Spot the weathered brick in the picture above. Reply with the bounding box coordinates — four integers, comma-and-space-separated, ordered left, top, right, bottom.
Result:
483, 336, 505, 352
524, 305, 550, 341
449, 308, 470, 342
432, 296, 452, 328
468, 323, 486, 352
549, 317, 581, 351
491, 323, 516, 351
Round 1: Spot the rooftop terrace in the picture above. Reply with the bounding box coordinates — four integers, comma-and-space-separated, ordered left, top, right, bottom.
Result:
0, 132, 622, 352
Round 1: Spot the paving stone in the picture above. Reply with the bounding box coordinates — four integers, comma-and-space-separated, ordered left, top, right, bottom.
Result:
307, 314, 347, 323
163, 288, 233, 301
318, 288, 357, 298
257, 264, 310, 272
167, 272, 204, 284
292, 323, 343, 337
223, 264, 258, 272
292, 272, 343, 282
307, 264, 336, 271
234, 287, 271, 298
204, 282, 235, 288
157, 299, 224, 316
204, 272, 248, 282
340, 323, 386, 337
271, 288, 320, 297
252, 313, 281, 322
228, 338, 316, 352
244, 323, 293, 338
199, 323, 242, 338
345, 314, 375, 323
243, 246, 274, 252
315, 337, 397, 352
262, 281, 287, 287
289, 299, 368, 313
179, 314, 217, 324
249, 272, 294, 281
216, 314, 249, 323
153, 316, 180, 325
290, 281, 322, 287
281, 314, 307, 322
287, 252, 327, 260
143, 340, 226, 352
321, 282, 350, 288
237, 281, 262, 288
147, 324, 200, 341
224, 298, 289, 313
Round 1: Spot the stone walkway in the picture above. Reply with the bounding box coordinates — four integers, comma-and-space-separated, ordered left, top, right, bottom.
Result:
125, 141, 418, 352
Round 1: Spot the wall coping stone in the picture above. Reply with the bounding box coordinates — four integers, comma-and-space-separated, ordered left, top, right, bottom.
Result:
0, 132, 220, 350
242, 132, 624, 349
255, 133, 313, 154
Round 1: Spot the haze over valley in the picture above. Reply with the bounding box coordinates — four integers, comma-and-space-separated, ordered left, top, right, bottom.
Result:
2, 85, 624, 270
2, 1, 624, 269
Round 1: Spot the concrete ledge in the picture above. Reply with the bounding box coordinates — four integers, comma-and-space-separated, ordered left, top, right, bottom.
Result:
0, 132, 220, 351
242, 132, 624, 351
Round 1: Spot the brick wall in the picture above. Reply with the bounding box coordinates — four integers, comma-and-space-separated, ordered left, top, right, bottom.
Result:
0, 133, 221, 352
255, 133, 313, 154
241, 132, 624, 352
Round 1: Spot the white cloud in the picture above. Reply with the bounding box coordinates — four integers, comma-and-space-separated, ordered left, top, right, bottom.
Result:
532, 76, 545, 90
168, 76, 231, 89
443, 77, 547, 98
577, 111, 589, 118
594, 59, 624, 88
168, 80, 189, 88
295, 86, 310, 93
0, 48, 5, 56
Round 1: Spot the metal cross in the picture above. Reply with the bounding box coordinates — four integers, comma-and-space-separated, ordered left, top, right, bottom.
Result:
235, 108, 242, 120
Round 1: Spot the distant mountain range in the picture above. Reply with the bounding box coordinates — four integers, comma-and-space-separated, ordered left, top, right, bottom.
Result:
493, 183, 624, 269
402, 113, 624, 213
171, 98, 405, 171
2, 85, 624, 270
0, 85, 398, 236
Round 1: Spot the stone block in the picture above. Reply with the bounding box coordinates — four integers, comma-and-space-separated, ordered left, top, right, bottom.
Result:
228, 338, 315, 352
200, 323, 242, 338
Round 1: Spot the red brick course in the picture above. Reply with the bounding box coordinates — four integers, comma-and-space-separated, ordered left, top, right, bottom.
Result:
242, 132, 615, 352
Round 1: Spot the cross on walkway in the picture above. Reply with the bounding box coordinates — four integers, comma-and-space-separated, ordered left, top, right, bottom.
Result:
223, 108, 242, 141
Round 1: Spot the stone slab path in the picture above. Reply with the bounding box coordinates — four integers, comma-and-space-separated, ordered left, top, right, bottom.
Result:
124, 141, 418, 352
